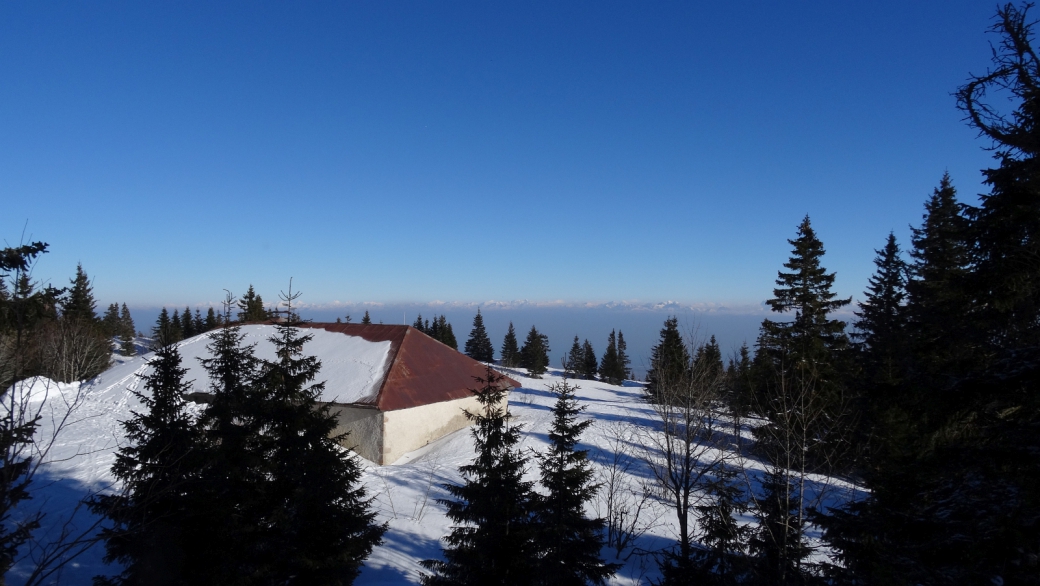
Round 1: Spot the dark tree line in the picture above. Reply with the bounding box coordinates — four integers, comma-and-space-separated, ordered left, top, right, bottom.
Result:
413, 313, 458, 350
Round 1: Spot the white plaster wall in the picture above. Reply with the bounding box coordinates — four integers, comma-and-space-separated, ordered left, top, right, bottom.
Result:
326, 404, 383, 463
380, 393, 509, 465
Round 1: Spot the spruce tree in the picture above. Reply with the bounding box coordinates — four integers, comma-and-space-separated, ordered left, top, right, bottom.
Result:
500, 322, 520, 367
119, 304, 136, 356
534, 381, 618, 586
520, 325, 550, 377
692, 335, 724, 381
616, 331, 630, 381
439, 316, 458, 350
599, 330, 621, 384
748, 468, 810, 586
91, 338, 208, 586
905, 174, 974, 385
193, 309, 204, 336
251, 286, 385, 583
102, 303, 122, 337
854, 232, 908, 388
152, 308, 173, 345
63, 262, 98, 323
195, 298, 267, 582
181, 306, 195, 338
237, 285, 267, 322
169, 309, 183, 344
421, 366, 537, 586
581, 340, 598, 381
565, 336, 583, 378
647, 317, 689, 397
362, 310, 372, 325
204, 307, 218, 332
464, 309, 495, 362
689, 465, 749, 586
413, 314, 426, 333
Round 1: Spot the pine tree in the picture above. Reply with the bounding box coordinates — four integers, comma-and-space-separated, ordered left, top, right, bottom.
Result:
413, 314, 426, 333
439, 316, 458, 350
91, 339, 208, 586
169, 309, 183, 344
464, 309, 494, 362
181, 306, 195, 339
647, 317, 690, 398
236, 285, 268, 322
500, 322, 520, 367
616, 331, 630, 381
693, 336, 724, 381
250, 286, 386, 583
689, 465, 749, 585
421, 366, 537, 586
565, 336, 583, 378
905, 174, 974, 384
119, 303, 136, 356
102, 303, 122, 337
152, 308, 173, 345
193, 309, 204, 336
580, 340, 598, 380
520, 325, 550, 377
726, 343, 753, 416
748, 468, 810, 586
195, 299, 267, 582
204, 307, 218, 332
854, 232, 908, 388
362, 310, 372, 325
534, 381, 619, 586
599, 330, 621, 384
63, 263, 98, 323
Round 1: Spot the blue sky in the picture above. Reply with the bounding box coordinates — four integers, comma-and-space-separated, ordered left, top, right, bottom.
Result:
2, 1, 998, 315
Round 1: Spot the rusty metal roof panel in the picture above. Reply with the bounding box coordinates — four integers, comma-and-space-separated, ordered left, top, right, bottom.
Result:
298, 323, 519, 411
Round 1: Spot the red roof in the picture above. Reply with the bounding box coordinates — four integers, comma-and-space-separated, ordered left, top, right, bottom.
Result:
297, 323, 519, 412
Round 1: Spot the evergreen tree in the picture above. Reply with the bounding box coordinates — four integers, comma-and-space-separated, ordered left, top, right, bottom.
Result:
181, 306, 195, 339
520, 325, 550, 377
152, 308, 174, 345
421, 366, 537, 586
580, 340, 598, 381
726, 343, 753, 416
91, 339, 208, 586
119, 303, 136, 356
0, 241, 50, 578
439, 316, 458, 350
564, 336, 583, 378
250, 286, 386, 583
755, 216, 851, 467
748, 468, 810, 586
195, 299, 267, 582
500, 322, 520, 367
63, 262, 98, 323
236, 285, 268, 322
616, 331, 630, 381
361, 310, 372, 325
169, 309, 183, 344
464, 309, 495, 362
646, 317, 690, 397
690, 465, 749, 586
598, 330, 622, 384
693, 336, 723, 381
102, 303, 122, 338
193, 309, 204, 336
854, 232, 908, 388
534, 381, 619, 586
412, 314, 426, 333
204, 307, 218, 332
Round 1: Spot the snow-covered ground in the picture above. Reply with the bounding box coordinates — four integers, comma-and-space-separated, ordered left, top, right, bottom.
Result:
6, 327, 864, 585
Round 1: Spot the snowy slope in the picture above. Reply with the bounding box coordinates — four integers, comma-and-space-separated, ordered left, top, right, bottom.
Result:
8, 328, 863, 585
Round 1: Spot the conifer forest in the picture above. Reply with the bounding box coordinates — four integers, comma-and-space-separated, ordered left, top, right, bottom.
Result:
3, 4, 1040, 585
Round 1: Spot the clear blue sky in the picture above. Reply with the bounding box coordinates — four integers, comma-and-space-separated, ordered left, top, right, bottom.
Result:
2, 1, 998, 312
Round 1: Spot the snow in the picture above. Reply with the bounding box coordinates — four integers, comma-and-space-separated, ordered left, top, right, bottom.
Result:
5, 329, 865, 585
